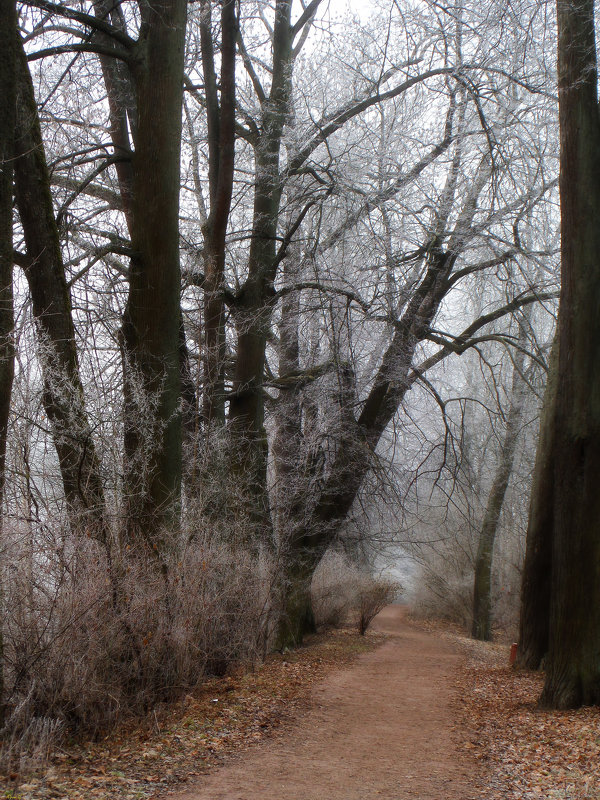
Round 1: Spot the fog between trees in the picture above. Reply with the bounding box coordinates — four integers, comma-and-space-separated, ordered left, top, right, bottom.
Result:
0, 0, 580, 754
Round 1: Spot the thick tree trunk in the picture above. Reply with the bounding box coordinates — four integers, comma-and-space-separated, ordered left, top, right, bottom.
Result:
13, 37, 107, 540
272, 251, 320, 647
539, 0, 600, 708
93, 0, 198, 517
275, 557, 318, 650
120, 0, 187, 541
200, 0, 237, 428
228, 0, 293, 535
472, 344, 527, 641
516, 334, 558, 669
0, 0, 17, 726
272, 251, 303, 534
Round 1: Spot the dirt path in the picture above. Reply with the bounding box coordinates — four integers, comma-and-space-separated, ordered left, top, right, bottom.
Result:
163, 606, 480, 800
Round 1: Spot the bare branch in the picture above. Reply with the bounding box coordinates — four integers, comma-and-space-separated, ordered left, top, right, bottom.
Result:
409, 291, 559, 383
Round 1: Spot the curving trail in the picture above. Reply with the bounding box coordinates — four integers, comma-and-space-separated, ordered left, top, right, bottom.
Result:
165, 606, 480, 800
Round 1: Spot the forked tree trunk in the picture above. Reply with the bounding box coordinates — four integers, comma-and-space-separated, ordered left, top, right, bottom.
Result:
13, 37, 108, 541
538, 0, 600, 708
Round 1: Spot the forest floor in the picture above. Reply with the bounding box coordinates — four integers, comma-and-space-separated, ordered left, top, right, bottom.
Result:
3, 606, 600, 800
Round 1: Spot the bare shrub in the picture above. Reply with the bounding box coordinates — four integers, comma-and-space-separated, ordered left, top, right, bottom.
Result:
0, 686, 64, 774
411, 547, 475, 629
411, 519, 524, 639
0, 521, 271, 770
352, 575, 401, 635
311, 551, 357, 628
312, 552, 401, 633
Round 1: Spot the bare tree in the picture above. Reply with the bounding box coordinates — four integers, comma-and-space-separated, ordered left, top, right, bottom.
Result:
520, 0, 600, 709
13, 35, 108, 541
472, 317, 531, 640
0, 0, 17, 726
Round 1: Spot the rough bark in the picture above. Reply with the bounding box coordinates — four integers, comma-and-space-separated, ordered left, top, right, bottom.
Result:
200, 0, 237, 427
272, 251, 303, 534
13, 36, 107, 540
92, 0, 197, 515
227, 0, 294, 534
515, 333, 558, 669
271, 250, 319, 646
120, 0, 187, 541
275, 557, 318, 650
0, 0, 17, 726
472, 341, 528, 641
538, 0, 600, 709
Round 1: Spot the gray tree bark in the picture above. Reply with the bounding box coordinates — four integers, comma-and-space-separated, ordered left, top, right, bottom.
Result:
515, 333, 558, 669
537, 0, 600, 708
472, 333, 528, 640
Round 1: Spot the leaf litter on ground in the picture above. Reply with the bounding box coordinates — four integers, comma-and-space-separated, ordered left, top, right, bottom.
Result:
5, 615, 600, 800
0, 628, 380, 800
419, 617, 600, 800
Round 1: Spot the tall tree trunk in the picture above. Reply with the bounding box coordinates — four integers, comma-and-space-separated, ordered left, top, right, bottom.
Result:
272, 250, 303, 533
516, 333, 558, 669
537, 0, 600, 709
272, 249, 316, 646
472, 339, 528, 640
200, 0, 237, 428
228, 0, 294, 536
0, 0, 17, 727
120, 0, 187, 542
92, 0, 197, 514
13, 37, 107, 541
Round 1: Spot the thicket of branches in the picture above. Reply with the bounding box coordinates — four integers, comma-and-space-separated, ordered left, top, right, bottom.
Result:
0, 0, 560, 759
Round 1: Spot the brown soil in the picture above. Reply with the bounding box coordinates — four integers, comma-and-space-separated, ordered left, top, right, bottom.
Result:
161, 605, 481, 800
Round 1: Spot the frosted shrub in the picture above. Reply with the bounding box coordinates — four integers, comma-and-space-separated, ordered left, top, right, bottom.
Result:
312, 552, 401, 633
0, 525, 271, 766
352, 575, 401, 635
